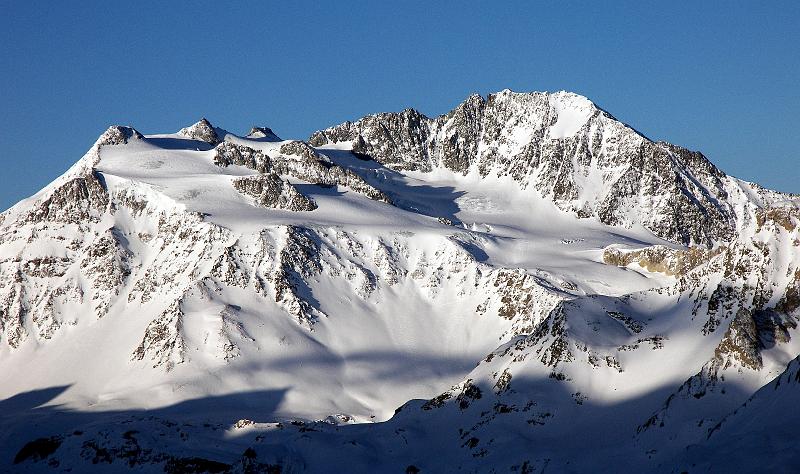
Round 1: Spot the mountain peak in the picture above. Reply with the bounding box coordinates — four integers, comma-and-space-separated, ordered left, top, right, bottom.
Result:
1, 89, 797, 472
178, 117, 220, 144
246, 126, 282, 141
309, 89, 749, 246
94, 125, 144, 147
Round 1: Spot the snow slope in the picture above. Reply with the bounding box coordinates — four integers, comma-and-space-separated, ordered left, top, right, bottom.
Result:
0, 91, 798, 472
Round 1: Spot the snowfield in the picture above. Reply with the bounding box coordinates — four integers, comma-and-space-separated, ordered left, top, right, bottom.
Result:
0, 90, 798, 472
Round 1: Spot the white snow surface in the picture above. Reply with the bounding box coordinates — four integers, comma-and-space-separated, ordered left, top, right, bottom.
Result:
0, 92, 798, 472
547, 91, 596, 139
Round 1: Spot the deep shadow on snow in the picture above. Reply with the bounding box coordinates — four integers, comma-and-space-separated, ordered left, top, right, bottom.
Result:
0, 369, 763, 473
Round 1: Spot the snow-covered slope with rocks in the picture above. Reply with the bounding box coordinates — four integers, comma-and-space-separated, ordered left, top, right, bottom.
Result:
311, 90, 784, 247
0, 90, 797, 472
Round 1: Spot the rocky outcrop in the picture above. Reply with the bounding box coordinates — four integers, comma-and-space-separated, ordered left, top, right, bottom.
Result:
232, 174, 317, 211
603, 245, 719, 276
79, 229, 133, 317
24, 171, 109, 225
213, 140, 392, 204
132, 299, 187, 371
213, 141, 271, 172
96, 125, 144, 147
271, 226, 326, 328
310, 108, 431, 171
275, 141, 392, 203
178, 118, 220, 144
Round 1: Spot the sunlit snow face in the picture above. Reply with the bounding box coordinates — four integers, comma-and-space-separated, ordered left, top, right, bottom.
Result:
1, 91, 798, 474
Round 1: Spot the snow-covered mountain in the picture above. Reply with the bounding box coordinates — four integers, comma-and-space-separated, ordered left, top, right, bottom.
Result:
1, 90, 797, 472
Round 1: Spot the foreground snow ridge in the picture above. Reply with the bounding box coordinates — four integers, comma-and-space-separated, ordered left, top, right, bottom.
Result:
1, 90, 798, 472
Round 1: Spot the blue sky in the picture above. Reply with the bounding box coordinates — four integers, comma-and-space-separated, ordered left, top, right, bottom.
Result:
1, 1, 798, 210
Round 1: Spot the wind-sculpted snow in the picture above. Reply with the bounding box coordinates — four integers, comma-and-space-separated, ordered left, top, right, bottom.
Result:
1, 91, 799, 472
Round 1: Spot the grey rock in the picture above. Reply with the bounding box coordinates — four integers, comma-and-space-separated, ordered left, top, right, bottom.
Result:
213, 141, 392, 204
178, 118, 220, 144
213, 142, 272, 173
24, 171, 109, 225
232, 174, 317, 212
96, 126, 144, 147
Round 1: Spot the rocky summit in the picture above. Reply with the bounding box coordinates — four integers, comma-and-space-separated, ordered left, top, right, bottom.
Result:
1, 90, 798, 472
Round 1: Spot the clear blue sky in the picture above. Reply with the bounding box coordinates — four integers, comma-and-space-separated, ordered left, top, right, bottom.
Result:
2, 1, 798, 210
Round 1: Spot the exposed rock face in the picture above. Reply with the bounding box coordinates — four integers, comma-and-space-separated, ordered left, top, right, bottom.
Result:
213, 141, 271, 173
276, 141, 392, 203
80, 229, 133, 317
0, 170, 113, 348
603, 244, 719, 276
96, 125, 144, 147
311, 90, 739, 246
178, 118, 220, 144
24, 171, 109, 225
232, 174, 317, 211
132, 298, 186, 371
212, 140, 392, 204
